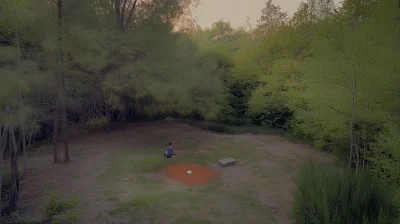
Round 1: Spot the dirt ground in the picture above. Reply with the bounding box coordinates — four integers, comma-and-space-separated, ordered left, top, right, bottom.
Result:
17, 121, 334, 224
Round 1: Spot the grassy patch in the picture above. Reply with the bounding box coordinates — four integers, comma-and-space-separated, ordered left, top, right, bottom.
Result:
51, 209, 80, 224
100, 138, 258, 183
292, 161, 400, 224
230, 190, 263, 210
97, 124, 279, 223
175, 217, 212, 224
109, 191, 203, 216
43, 191, 80, 224
198, 177, 223, 193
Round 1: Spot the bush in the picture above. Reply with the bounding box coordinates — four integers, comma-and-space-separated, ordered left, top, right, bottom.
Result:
292, 161, 399, 224
44, 192, 79, 219
86, 116, 109, 130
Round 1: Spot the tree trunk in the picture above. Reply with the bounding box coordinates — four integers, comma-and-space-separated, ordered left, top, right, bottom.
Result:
123, 0, 139, 32
62, 105, 69, 162
348, 92, 356, 169
15, 10, 27, 175
362, 137, 366, 171
57, 0, 70, 163
355, 142, 360, 174
348, 142, 353, 168
8, 127, 19, 213
22, 127, 27, 175
116, 0, 121, 29
0, 127, 8, 222
362, 156, 365, 171
53, 111, 59, 163
120, 0, 128, 29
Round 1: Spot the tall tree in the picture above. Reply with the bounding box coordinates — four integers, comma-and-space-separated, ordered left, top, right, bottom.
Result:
257, 0, 288, 33
53, 0, 70, 163
8, 125, 19, 212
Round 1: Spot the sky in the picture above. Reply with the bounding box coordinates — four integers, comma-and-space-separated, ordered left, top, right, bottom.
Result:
193, 0, 339, 29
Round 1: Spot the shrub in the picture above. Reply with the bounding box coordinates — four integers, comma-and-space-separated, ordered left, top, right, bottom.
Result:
86, 116, 109, 130
292, 161, 399, 224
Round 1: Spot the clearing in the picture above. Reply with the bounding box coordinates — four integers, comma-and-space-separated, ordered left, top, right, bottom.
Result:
18, 121, 333, 224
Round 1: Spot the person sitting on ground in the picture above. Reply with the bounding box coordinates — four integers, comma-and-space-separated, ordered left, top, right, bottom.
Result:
164, 142, 176, 158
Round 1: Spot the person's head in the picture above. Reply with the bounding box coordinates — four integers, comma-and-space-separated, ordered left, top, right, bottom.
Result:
169, 142, 172, 146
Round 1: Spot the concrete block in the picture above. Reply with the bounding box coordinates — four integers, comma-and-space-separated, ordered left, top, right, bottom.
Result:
218, 158, 236, 167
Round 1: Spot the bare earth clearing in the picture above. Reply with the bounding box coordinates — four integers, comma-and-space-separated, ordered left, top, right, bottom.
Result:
17, 121, 333, 224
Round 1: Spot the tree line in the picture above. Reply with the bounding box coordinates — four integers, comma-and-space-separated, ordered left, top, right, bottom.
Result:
0, 0, 218, 218
194, 0, 399, 181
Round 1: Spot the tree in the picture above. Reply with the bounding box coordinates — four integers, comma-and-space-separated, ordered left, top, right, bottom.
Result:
0, 0, 42, 216
0, 126, 7, 221
257, 0, 288, 33
51, 0, 70, 163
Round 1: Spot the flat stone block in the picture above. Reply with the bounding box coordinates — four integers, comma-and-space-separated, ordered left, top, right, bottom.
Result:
218, 158, 236, 167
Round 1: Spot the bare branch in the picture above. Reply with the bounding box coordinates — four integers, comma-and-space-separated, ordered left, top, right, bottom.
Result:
121, 0, 129, 24
329, 105, 350, 117
115, 0, 121, 28
123, 0, 139, 32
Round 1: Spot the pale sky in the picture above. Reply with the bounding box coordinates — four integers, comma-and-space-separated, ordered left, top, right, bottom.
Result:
194, 0, 339, 29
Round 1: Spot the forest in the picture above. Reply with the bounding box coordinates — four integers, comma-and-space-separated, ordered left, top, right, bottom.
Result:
0, 0, 399, 223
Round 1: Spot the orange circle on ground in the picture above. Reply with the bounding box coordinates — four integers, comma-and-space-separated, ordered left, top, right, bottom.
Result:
163, 163, 219, 185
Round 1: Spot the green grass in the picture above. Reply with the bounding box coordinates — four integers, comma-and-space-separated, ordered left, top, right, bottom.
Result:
230, 189, 263, 210
44, 191, 80, 221
108, 191, 203, 216
292, 161, 400, 224
175, 217, 212, 224
98, 129, 276, 224
99, 138, 259, 182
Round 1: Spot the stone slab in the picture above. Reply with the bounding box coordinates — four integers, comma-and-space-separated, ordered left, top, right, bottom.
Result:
218, 158, 237, 167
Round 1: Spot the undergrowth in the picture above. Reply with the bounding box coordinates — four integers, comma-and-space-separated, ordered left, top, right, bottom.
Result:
292, 161, 400, 224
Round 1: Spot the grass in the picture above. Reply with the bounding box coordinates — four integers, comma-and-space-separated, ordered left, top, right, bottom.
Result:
99, 138, 259, 181
292, 161, 400, 224
98, 134, 274, 223
175, 217, 212, 224
43, 191, 80, 224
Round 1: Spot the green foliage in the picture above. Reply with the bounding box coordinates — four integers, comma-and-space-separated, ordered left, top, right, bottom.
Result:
292, 161, 400, 224
50, 210, 80, 224
370, 123, 400, 184
44, 192, 79, 219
